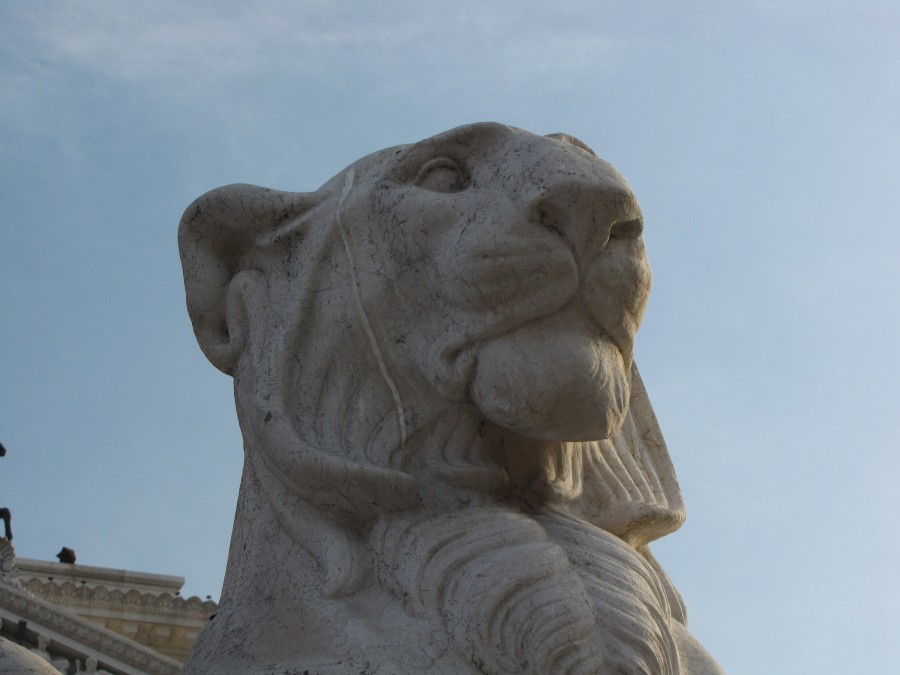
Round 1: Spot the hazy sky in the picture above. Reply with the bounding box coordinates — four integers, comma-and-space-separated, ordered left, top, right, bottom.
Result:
2, 2, 899, 673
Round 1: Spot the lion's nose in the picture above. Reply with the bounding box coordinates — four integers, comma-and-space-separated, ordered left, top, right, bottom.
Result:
529, 180, 643, 261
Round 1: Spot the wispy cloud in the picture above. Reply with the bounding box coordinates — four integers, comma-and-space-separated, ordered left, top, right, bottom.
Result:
5, 0, 895, 110
2, 1, 637, 95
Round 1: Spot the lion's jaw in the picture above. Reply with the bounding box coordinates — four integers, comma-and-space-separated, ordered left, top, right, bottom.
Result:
470, 304, 632, 442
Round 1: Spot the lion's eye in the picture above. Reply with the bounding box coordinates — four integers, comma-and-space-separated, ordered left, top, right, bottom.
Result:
414, 157, 467, 193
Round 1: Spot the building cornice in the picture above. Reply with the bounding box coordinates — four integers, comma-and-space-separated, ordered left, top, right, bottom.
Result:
21, 578, 217, 619
15, 559, 183, 595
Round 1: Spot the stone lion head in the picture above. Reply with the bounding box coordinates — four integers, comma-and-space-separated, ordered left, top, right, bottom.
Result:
180, 123, 714, 674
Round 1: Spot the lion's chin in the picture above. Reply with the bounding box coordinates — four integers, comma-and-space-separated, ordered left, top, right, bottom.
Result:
470, 316, 631, 442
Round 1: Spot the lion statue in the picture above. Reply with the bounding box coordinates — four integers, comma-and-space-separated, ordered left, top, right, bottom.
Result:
179, 122, 724, 674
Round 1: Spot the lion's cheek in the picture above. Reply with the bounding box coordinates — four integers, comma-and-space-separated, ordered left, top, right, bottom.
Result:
470, 326, 630, 442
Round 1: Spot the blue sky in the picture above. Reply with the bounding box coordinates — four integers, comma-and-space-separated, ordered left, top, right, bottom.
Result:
1, 2, 898, 672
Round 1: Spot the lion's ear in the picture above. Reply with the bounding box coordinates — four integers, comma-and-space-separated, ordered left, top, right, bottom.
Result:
178, 183, 323, 374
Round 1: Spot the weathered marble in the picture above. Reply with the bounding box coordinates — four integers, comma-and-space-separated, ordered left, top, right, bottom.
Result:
180, 123, 724, 674
0, 638, 60, 675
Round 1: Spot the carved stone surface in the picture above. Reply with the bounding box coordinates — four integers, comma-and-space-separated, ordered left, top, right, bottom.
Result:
0, 637, 60, 675
179, 123, 724, 674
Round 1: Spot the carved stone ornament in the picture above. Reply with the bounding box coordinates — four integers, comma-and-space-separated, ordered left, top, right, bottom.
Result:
179, 123, 725, 674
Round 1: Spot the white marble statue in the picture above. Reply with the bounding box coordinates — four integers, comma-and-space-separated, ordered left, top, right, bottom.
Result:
29, 634, 51, 663
180, 122, 724, 674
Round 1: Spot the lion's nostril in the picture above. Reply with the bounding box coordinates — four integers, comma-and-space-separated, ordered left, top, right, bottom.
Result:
537, 204, 565, 239
609, 218, 643, 240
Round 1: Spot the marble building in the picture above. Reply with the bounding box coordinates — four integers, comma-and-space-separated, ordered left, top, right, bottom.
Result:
0, 540, 216, 674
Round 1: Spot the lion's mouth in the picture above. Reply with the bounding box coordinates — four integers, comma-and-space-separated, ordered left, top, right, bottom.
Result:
468, 318, 631, 442
428, 231, 643, 418
439, 293, 635, 386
